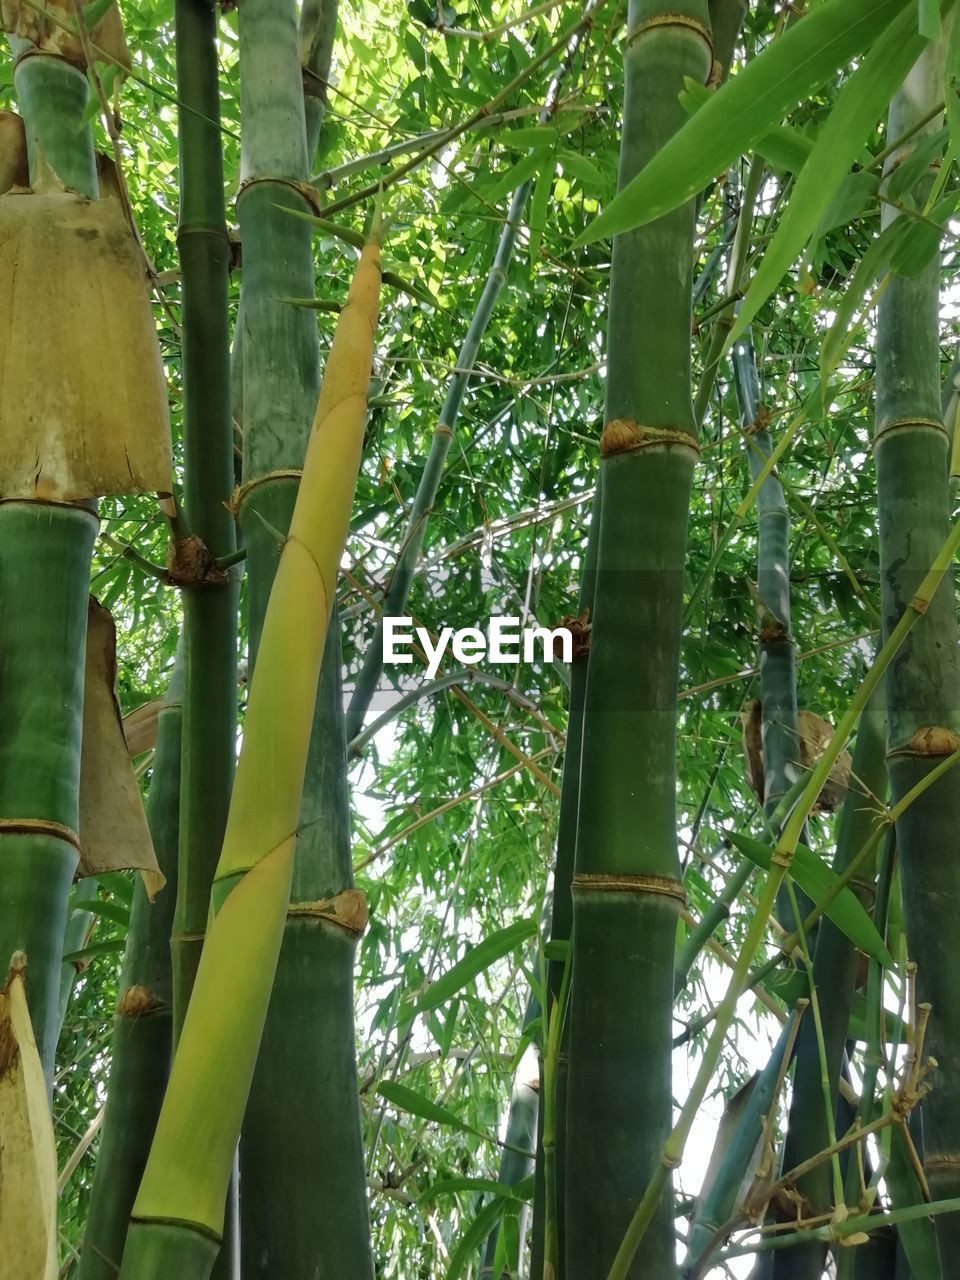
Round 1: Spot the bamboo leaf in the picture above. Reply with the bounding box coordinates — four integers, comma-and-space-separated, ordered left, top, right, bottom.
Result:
486, 151, 542, 204
418, 1174, 533, 1203
725, 832, 893, 964
557, 149, 605, 187
679, 77, 814, 173
576, 0, 911, 244
919, 0, 941, 37
444, 1199, 506, 1280
734, 4, 928, 339
417, 918, 538, 1011
528, 158, 554, 262
376, 1081, 482, 1139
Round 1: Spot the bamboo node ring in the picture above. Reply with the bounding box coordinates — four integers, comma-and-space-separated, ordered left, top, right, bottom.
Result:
572, 873, 685, 905
625, 13, 713, 61
0, 818, 81, 853
661, 1151, 683, 1171
770, 851, 793, 869
873, 416, 948, 445
925, 1154, 960, 1175
236, 174, 324, 216
600, 419, 700, 458
288, 888, 369, 935
231, 469, 304, 514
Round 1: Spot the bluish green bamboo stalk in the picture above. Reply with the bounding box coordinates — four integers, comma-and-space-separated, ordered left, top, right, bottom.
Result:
771, 688, 887, 1280
343, 3, 596, 743
563, 4, 711, 1276
683, 1019, 797, 1275
234, 1, 372, 1273
79, 660, 184, 1280
530, 485, 599, 1280
0, 42, 99, 1084
874, 41, 960, 1269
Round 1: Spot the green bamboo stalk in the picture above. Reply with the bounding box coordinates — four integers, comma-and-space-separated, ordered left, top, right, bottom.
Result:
771, 687, 887, 1280
0, 44, 99, 1084
562, 4, 711, 1276
874, 39, 960, 1269
480, 990, 541, 1278
169, 8, 240, 1274
301, 0, 338, 160
683, 1017, 798, 1275
529, 488, 599, 1280
78, 660, 184, 1280
119, 211, 383, 1280
171, 0, 239, 1037
343, 4, 595, 743
232, 1, 373, 1273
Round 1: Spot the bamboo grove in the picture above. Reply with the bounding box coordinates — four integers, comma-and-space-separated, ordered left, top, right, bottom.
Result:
9, 0, 960, 1277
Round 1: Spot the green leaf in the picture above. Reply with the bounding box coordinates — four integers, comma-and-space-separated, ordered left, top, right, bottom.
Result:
417, 917, 538, 1011
376, 1081, 482, 1139
918, 0, 941, 38
528, 158, 554, 262
557, 149, 604, 187
62, 938, 126, 964
679, 78, 814, 173
418, 1175, 532, 1203
444, 1199, 506, 1280
725, 832, 893, 965
486, 151, 542, 205
734, 4, 928, 340
501, 126, 559, 151
577, 0, 911, 244
816, 170, 880, 237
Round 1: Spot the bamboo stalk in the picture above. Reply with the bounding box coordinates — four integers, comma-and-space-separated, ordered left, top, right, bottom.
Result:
770, 688, 887, 1280
562, 3, 712, 1276
171, 0, 239, 1034
232, 1, 373, 1273
874, 39, 960, 1269
343, 3, 596, 742
119, 216, 382, 1280
78, 661, 183, 1280
0, 42, 99, 1083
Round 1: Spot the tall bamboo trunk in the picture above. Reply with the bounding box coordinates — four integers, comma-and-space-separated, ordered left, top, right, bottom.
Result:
530, 489, 599, 1279
563, 4, 711, 1276
170, 0, 239, 1034
78, 660, 184, 1279
874, 40, 960, 1268
770, 688, 886, 1280
233, 1, 373, 1273
0, 43, 99, 1083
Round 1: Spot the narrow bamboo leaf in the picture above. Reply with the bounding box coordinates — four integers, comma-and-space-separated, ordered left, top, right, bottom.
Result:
816, 170, 880, 237
886, 124, 948, 201
725, 832, 893, 964
62, 939, 126, 963
376, 1081, 482, 1140
919, 0, 941, 37
418, 1175, 532, 1203
528, 158, 554, 262
679, 77, 815, 172
444, 1199, 506, 1280
576, 0, 910, 244
734, 4, 928, 339
68, 897, 130, 928
558, 149, 604, 186
890, 194, 958, 275
416, 918, 537, 1011
486, 151, 542, 204
501, 126, 560, 150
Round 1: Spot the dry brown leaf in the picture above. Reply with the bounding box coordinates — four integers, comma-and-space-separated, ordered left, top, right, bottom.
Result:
0, 186, 171, 502
79, 600, 164, 898
0, 0, 129, 70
